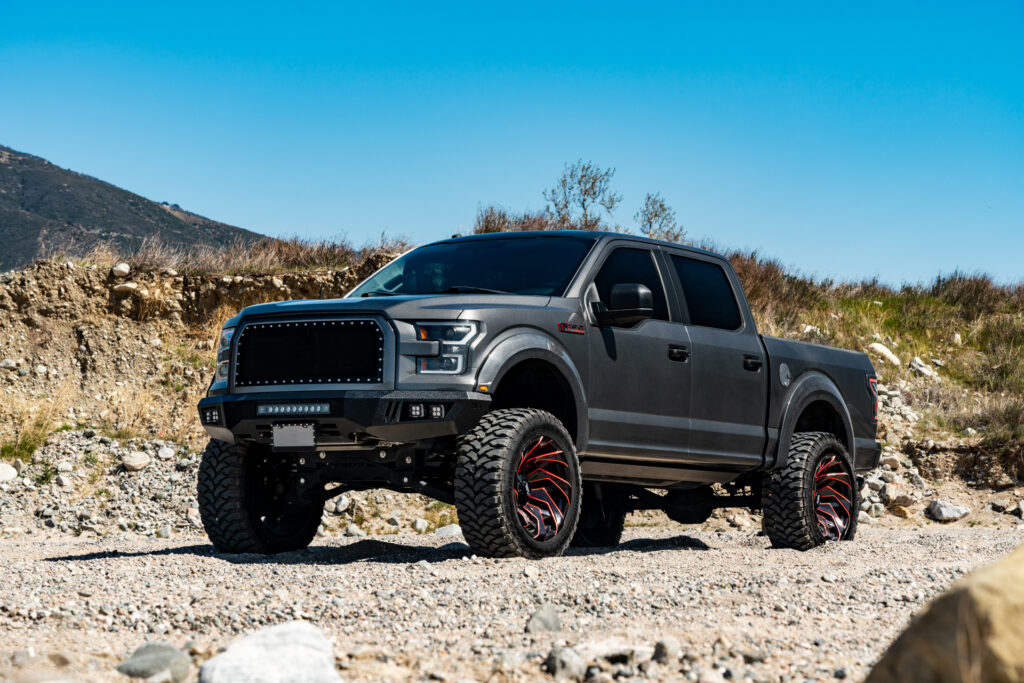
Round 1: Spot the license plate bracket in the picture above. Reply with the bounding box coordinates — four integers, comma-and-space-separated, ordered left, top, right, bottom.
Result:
272, 423, 317, 450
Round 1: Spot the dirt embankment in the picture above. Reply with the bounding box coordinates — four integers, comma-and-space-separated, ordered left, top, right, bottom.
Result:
0, 253, 395, 446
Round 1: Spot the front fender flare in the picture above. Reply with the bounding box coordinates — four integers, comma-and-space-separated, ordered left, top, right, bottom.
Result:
474, 332, 588, 447
771, 371, 855, 471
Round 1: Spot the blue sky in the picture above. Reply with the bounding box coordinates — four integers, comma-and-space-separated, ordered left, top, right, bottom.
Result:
2, 1, 1022, 283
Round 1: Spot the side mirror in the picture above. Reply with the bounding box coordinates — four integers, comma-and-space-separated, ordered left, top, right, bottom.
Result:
593, 283, 654, 326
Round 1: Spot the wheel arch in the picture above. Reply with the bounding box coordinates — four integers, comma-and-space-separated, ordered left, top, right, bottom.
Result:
474, 332, 587, 447
771, 371, 855, 471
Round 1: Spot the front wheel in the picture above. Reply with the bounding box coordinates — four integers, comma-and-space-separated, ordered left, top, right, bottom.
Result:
197, 439, 324, 554
455, 409, 582, 558
762, 431, 858, 550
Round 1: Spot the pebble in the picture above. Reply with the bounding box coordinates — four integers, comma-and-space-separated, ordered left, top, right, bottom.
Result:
525, 603, 561, 633
412, 517, 429, 533
156, 446, 175, 460
122, 451, 151, 471
115, 641, 191, 682
545, 646, 586, 681
0, 463, 17, 482
111, 263, 131, 277
653, 636, 681, 663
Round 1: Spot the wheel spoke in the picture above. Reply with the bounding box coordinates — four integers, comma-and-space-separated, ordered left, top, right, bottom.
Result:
515, 433, 572, 541
812, 454, 853, 541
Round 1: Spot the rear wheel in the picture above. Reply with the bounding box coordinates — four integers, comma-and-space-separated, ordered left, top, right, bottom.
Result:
197, 439, 323, 554
455, 409, 582, 558
762, 431, 857, 550
571, 483, 627, 548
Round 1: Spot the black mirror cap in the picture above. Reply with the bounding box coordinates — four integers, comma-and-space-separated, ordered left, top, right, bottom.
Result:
593, 283, 655, 327
609, 283, 653, 311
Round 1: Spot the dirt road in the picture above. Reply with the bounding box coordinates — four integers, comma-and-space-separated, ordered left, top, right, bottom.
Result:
1, 525, 1021, 682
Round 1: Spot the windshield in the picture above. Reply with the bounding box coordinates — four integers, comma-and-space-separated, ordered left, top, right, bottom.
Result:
349, 236, 597, 297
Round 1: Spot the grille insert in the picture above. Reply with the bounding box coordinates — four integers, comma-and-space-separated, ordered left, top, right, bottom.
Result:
234, 319, 384, 387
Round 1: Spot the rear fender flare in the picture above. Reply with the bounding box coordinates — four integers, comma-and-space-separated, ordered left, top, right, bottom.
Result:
474, 332, 588, 447
772, 371, 855, 471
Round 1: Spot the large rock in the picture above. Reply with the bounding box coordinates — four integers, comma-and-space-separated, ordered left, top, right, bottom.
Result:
927, 499, 970, 522
199, 621, 340, 683
867, 342, 901, 366
867, 543, 1024, 683
116, 641, 190, 682
0, 463, 17, 482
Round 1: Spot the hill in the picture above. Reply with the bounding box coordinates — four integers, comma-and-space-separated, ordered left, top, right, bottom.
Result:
0, 144, 261, 271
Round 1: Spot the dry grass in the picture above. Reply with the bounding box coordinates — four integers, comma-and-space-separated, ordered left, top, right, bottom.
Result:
75, 234, 411, 276
1, 382, 80, 462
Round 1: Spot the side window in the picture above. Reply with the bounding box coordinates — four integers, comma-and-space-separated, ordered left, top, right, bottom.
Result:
593, 248, 669, 321
671, 255, 742, 330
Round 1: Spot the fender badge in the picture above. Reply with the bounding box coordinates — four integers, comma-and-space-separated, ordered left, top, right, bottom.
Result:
557, 322, 585, 335
779, 362, 791, 387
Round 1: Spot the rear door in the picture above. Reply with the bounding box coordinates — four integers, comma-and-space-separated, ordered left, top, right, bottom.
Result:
665, 251, 768, 468
583, 244, 693, 462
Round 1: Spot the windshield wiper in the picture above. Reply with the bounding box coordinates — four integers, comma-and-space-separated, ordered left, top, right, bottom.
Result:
431, 285, 512, 295
359, 291, 400, 297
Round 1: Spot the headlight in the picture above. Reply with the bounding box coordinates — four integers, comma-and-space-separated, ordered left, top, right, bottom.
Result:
214, 326, 235, 385
414, 322, 478, 374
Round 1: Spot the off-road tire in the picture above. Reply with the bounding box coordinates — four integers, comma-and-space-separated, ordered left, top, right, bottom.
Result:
455, 408, 582, 559
762, 431, 858, 550
571, 482, 627, 548
197, 439, 323, 554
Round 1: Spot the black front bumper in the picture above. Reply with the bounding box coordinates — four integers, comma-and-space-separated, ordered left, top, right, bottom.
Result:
198, 390, 491, 446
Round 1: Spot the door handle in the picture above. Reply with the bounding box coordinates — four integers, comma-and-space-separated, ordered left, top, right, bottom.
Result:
743, 355, 763, 371
668, 345, 689, 362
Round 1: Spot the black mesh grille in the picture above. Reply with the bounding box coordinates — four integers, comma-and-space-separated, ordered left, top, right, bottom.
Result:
234, 319, 384, 387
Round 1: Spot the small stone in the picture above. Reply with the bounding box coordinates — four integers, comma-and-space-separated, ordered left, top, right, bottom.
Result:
525, 603, 561, 633
544, 647, 586, 681
834, 667, 849, 679
385, 511, 401, 526
0, 463, 17, 482
344, 523, 366, 537
910, 356, 938, 379
112, 282, 139, 295
434, 523, 462, 537
0, 358, 15, 369
155, 525, 172, 539
867, 342, 901, 366
991, 499, 1011, 513
122, 451, 151, 471
891, 505, 912, 519
111, 263, 131, 278
35, 364, 48, 375
653, 637, 681, 664
879, 454, 902, 469
927, 499, 970, 522
523, 565, 540, 579
55, 474, 71, 487
156, 446, 175, 460
115, 641, 190, 682
412, 518, 429, 533
335, 493, 351, 513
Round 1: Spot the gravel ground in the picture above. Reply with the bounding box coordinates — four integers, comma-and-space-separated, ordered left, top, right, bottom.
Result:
2, 525, 1021, 682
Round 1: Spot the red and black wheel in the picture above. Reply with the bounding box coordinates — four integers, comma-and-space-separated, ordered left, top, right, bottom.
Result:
812, 453, 854, 541
762, 431, 858, 550
455, 408, 582, 558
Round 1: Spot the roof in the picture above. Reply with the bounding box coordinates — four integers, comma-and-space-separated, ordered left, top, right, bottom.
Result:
431, 229, 721, 259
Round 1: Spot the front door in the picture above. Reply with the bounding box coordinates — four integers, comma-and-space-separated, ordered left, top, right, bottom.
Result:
584, 246, 693, 463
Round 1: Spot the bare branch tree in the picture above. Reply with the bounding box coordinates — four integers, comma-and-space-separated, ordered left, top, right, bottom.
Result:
635, 192, 685, 243
543, 160, 622, 230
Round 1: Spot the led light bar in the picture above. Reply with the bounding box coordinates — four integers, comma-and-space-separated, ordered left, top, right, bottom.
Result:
257, 403, 330, 416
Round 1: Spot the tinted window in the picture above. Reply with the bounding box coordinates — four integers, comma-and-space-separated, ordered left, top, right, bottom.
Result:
349, 236, 596, 297
593, 248, 669, 321
671, 255, 742, 330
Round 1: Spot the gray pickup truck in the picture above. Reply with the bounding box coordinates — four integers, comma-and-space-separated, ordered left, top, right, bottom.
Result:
197, 231, 879, 558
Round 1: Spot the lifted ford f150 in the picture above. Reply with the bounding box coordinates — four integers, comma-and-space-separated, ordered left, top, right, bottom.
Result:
197, 231, 879, 558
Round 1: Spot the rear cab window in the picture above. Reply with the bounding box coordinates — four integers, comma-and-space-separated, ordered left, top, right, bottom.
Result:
670, 254, 743, 330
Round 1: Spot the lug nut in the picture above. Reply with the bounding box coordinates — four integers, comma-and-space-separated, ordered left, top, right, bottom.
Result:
379, 450, 387, 459
319, 452, 326, 460
298, 457, 305, 465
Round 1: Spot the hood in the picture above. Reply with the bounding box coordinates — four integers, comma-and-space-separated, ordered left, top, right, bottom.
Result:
224, 293, 555, 327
